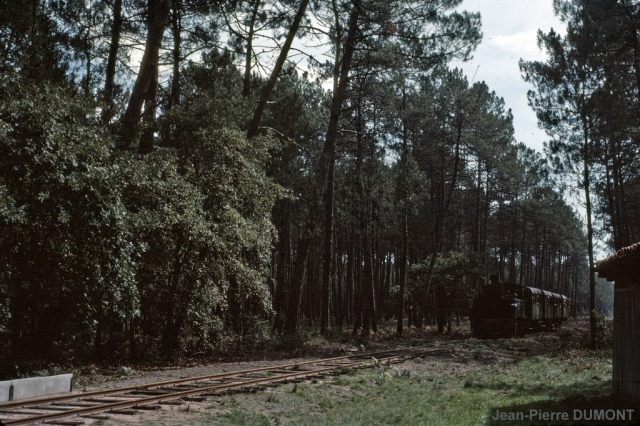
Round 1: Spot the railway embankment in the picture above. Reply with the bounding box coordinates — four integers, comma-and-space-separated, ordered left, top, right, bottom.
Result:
2, 318, 625, 425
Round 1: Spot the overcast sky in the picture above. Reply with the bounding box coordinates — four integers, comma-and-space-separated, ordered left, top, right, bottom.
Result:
452, 0, 566, 153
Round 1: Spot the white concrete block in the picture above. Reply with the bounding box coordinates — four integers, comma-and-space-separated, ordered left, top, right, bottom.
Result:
0, 380, 11, 401
10, 374, 73, 401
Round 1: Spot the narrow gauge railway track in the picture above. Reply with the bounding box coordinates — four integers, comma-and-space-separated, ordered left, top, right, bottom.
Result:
0, 344, 452, 425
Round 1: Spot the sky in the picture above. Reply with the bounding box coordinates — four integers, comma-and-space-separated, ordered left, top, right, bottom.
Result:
452, 0, 566, 153
449, 2, 613, 255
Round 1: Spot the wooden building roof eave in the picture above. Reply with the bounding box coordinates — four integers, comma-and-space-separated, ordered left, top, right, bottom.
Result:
595, 242, 640, 282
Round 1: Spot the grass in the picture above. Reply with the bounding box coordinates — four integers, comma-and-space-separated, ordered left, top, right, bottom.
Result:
90, 321, 639, 426
99, 348, 639, 426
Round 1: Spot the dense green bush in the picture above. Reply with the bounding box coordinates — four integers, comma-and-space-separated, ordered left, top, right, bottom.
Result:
0, 71, 282, 367
0, 74, 140, 363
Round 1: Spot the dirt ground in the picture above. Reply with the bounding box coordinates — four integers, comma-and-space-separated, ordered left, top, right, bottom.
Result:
77, 319, 589, 391
59, 319, 596, 425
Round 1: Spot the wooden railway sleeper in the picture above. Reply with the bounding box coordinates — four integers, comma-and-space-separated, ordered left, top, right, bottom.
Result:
110, 409, 139, 415
81, 397, 135, 403
104, 394, 150, 398
81, 414, 111, 420
131, 389, 177, 395
134, 404, 162, 411
181, 396, 207, 402
157, 400, 185, 405
269, 369, 312, 374
27, 406, 75, 411
43, 420, 84, 426
53, 401, 102, 407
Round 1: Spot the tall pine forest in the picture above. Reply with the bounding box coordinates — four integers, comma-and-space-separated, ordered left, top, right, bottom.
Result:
0, 0, 635, 370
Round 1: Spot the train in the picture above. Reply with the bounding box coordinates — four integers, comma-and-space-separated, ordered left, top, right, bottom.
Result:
470, 276, 569, 337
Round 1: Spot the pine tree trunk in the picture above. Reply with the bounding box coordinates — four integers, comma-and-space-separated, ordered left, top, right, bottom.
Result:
582, 116, 597, 348
345, 237, 354, 327
243, 0, 261, 98
422, 112, 463, 315
167, 2, 181, 110
284, 226, 314, 335
247, 0, 310, 137
119, 0, 171, 149
272, 225, 291, 333
139, 59, 158, 153
102, 0, 122, 125
396, 90, 409, 335
320, 4, 360, 334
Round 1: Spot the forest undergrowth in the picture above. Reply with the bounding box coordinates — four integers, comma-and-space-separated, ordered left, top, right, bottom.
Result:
75, 318, 636, 426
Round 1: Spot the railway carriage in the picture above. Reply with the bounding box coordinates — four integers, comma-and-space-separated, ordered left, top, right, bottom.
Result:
470, 277, 569, 337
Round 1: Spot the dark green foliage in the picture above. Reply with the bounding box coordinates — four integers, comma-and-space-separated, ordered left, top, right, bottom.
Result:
518, 0, 640, 345
0, 1, 70, 84
133, 56, 282, 353
409, 252, 482, 329
165, 50, 252, 135
0, 67, 281, 365
0, 73, 139, 362
125, 134, 278, 356
0, 0, 605, 368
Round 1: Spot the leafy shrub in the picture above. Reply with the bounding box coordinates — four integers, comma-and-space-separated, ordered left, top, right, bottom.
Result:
0, 73, 140, 364
0, 68, 284, 365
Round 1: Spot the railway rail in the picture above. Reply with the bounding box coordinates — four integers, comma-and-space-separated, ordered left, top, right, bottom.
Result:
0, 344, 451, 425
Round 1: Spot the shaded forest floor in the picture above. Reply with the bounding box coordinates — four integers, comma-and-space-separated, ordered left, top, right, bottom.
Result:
71, 318, 572, 389
49, 318, 638, 426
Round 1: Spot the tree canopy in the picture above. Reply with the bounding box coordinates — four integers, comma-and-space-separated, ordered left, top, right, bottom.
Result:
0, 0, 603, 371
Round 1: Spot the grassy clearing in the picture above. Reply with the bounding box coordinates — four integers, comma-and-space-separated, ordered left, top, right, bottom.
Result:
97, 347, 639, 426
205, 353, 624, 426
91, 321, 637, 426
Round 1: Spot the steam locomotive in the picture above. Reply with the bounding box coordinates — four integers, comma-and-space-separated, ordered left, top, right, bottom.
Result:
470, 276, 569, 337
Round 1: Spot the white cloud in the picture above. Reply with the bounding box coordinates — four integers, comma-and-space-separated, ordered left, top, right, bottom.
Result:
490, 30, 545, 59
451, 0, 565, 152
